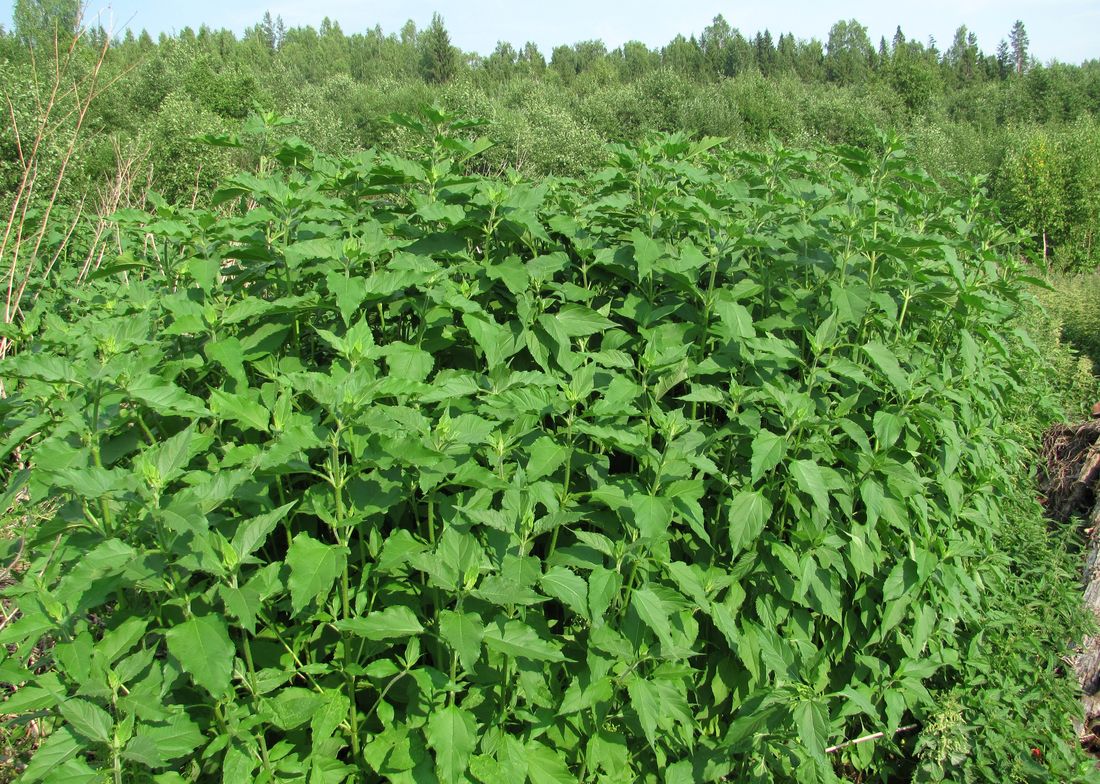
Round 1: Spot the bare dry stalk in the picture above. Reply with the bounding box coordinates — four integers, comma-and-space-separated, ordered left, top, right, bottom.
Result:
825, 723, 920, 754
76, 137, 151, 284
0, 6, 142, 371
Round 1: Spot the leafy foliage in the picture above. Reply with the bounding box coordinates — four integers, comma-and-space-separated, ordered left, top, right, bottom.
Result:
0, 111, 1094, 782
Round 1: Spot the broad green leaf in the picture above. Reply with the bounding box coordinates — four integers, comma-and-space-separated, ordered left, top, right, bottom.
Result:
425, 705, 477, 784
59, 698, 113, 744
483, 619, 564, 662
336, 605, 424, 640
553, 304, 616, 337
526, 437, 569, 481
626, 675, 661, 749
791, 459, 830, 512
127, 375, 208, 417
714, 298, 755, 340
862, 342, 910, 394
540, 566, 589, 620
164, 615, 234, 697
750, 429, 786, 484
439, 610, 485, 670
630, 494, 671, 539
794, 698, 829, 758
462, 313, 515, 367
727, 490, 772, 555
263, 687, 326, 730
286, 533, 348, 616
146, 425, 196, 486
130, 712, 204, 760
524, 740, 575, 784
631, 586, 674, 649
209, 389, 270, 432
873, 411, 905, 450
630, 229, 664, 278
326, 271, 369, 325
230, 502, 295, 561
384, 342, 435, 382
17, 726, 80, 783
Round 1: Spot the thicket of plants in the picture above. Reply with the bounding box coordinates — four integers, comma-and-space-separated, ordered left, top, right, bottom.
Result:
0, 110, 1094, 783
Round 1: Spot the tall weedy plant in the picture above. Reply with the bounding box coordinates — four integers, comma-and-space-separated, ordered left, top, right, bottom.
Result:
0, 112, 1093, 783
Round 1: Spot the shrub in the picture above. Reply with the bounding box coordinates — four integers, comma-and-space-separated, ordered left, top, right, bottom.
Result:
0, 117, 1093, 783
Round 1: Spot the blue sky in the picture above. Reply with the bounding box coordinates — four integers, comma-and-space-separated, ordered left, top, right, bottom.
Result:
6, 1, 1098, 64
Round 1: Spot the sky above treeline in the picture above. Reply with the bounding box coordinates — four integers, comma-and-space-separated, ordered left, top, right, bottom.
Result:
4, 0, 1097, 64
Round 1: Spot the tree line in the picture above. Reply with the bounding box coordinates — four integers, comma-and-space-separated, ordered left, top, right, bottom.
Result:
2, 1, 1099, 266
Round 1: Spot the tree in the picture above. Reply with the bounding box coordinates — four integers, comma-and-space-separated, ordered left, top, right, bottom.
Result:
892, 26, 905, 53
259, 11, 285, 51
662, 34, 702, 77
996, 39, 1011, 79
485, 41, 517, 82
419, 13, 457, 84
946, 25, 979, 83
619, 40, 658, 80
1010, 20, 1029, 75
825, 19, 873, 85
13, 0, 78, 49
517, 41, 545, 75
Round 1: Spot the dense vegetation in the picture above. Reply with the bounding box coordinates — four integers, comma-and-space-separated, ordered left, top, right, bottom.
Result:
1, 4, 1099, 269
2, 2, 1100, 783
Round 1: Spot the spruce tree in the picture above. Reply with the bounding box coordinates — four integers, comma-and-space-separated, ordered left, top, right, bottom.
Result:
1009, 20, 1029, 74
420, 13, 457, 84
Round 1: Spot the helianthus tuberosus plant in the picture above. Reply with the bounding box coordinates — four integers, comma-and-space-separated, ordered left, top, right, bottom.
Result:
0, 110, 1092, 783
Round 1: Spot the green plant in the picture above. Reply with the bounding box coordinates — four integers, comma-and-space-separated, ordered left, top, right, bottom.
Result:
0, 111, 1092, 783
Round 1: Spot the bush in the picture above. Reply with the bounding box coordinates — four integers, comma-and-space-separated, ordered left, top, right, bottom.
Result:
0, 119, 1093, 783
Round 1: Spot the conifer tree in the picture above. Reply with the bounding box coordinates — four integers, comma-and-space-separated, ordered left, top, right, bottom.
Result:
1010, 20, 1029, 74
420, 13, 457, 84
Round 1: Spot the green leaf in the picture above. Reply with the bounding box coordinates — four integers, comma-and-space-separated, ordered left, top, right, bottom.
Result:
631, 586, 673, 649
59, 698, 113, 744
526, 437, 569, 481
439, 610, 485, 670
863, 341, 909, 394
462, 313, 515, 367
794, 698, 829, 758
750, 429, 786, 484
163, 615, 235, 698
553, 304, 616, 337
425, 705, 477, 784
630, 494, 671, 539
483, 619, 564, 662
146, 425, 196, 486
540, 566, 589, 620
231, 502, 294, 561
714, 298, 755, 340
127, 375, 208, 417
286, 533, 348, 617
18, 726, 81, 783
384, 343, 435, 382
209, 389, 270, 432
727, 490, 772, 555
524, 740, 575, 784
791, 459, 830, 513
626, 675, 661, 749
630, 230, 664, 278
336, 605, 424, 640
132, 712, 204, 760
873, 411, 905, 450
326, 271, 369, 325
